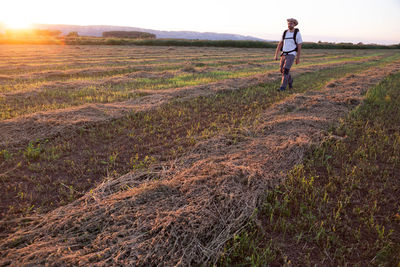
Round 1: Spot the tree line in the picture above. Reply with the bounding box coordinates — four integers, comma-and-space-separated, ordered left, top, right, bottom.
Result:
1, 29, 398, 49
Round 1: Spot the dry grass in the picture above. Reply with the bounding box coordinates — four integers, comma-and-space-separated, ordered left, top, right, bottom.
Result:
1, 51, 397, 222
0, 51, 386, 149
1, 55, 399, 265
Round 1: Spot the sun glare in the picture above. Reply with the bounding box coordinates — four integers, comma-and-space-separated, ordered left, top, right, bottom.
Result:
4, 19, 33, 30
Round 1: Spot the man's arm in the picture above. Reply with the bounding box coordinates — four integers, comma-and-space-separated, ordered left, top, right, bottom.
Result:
274, 41, 283, 60
295, 43, 302, 64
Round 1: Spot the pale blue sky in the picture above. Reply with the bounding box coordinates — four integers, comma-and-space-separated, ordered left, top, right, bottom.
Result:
1, 0, 399, 44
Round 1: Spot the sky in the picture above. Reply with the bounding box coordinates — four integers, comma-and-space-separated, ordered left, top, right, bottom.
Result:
1, 0, 399, 44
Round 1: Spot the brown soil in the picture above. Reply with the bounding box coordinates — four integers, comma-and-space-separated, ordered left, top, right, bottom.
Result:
1, 61, 399, 266
0, 59, 379, 150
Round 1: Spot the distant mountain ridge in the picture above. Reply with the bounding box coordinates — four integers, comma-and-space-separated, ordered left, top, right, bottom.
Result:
32, 24, 267, 41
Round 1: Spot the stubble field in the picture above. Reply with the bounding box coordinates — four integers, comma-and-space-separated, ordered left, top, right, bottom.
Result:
0, 45, 399, 265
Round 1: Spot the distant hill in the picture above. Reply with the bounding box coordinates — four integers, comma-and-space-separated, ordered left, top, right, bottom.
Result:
32, 24, 267, 41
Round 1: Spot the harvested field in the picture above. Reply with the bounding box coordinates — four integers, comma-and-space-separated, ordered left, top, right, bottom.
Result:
0, 45, 399, 265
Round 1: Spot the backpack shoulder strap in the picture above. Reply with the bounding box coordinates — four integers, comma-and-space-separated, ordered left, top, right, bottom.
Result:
293, 28, 299, 45
282, 30, 288, 41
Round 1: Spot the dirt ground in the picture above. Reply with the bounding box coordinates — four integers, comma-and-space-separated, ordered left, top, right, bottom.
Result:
1, 60, 399, 265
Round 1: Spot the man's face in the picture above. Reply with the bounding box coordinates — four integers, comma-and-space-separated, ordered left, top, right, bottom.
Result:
287, 21, 295, 30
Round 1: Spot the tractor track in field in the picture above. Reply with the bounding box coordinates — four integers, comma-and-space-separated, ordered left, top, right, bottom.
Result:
0, 57, 383, 149
1, 59, 399, 266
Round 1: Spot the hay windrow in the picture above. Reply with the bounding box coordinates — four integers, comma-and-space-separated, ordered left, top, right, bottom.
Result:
0, 58, 379, 150
1, 62, 399, 265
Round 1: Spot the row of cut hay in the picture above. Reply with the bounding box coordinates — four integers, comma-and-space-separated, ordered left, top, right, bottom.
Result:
0, 134, 296, 266
0, 56, 388, 149
0, 58, 366, 122
0, 54, 273, 77
0, 45, 269, 68
1, 58, 375, 222
1, 53, 384, 100
0, 45, 370, 76
0, 49, 382, 84
2, 60, 399, 265
0, 58, 273, 85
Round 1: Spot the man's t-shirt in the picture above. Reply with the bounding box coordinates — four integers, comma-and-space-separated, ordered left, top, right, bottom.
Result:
282, 30, 303, 56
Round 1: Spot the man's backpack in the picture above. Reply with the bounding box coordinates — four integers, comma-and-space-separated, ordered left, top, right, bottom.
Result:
280, 28, 299, 52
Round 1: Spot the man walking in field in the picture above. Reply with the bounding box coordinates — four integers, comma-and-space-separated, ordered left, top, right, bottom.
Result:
274, 18, 303, 91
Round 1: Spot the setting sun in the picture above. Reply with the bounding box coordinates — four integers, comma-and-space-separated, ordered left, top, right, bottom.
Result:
4, 19, 33, 30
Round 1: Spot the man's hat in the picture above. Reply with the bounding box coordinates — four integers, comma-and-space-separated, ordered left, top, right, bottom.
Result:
287, 18, 298, 26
